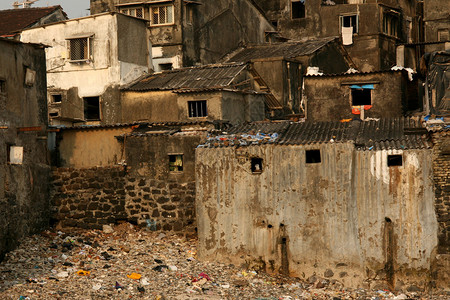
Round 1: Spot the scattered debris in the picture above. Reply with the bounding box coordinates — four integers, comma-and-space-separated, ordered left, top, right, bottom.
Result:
0, 224, 448, 299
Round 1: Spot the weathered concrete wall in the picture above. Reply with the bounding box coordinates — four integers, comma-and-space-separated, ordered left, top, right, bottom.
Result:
304, 71, 417, 122
196, 143, 438, 288
423, 0, 450, 49
0, 40, 50, 261
57, 127, 132, 168
121, 91, 180, 123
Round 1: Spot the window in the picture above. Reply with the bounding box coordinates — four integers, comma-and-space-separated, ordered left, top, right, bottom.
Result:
8, 145, 23, 164
0, 79, 5, 93
169, 154, 183, 172
340, 14, 358, 34
438, 29, 449, 42
350, 84, 374, 106
351, 89, 371, 106
291, 0, 305, 19
151, 5, 174, 25
306, 150, 321, 164
68, 37, 92, 61
251, 157, 263, 173
383, 12, 400, 38
121, 7, 144, 18
51, 94, 62, 103
83, 96, 100, 120
159, 63, 173, 71
188, 100, 207, 118
387, 155, 402, 166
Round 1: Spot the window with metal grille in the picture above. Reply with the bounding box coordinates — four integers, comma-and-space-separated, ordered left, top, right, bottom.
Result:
188, 100, 207, 118
340, 15, 358, 34
151, 5, 173, 25
383, 12, 399, 38
84, 96, 100, 120
69, 37, 91, 61
169, 154, 183, 172
122, 7, 144, 18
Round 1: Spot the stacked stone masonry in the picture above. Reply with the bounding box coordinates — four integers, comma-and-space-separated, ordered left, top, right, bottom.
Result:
50, 167, 196, 234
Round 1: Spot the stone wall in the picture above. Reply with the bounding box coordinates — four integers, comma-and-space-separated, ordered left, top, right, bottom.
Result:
50, 167, 196, 234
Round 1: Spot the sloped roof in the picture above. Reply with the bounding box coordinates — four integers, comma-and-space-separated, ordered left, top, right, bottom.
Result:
225, 37, 336, 63
201, 118, 431, 150
125, 63, 248, 92
0, 6, 65, 36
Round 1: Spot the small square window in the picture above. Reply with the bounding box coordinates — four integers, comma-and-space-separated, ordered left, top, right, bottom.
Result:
387, 155, 402, 166
251, 157, 263, 173
68, 37, 92, 61
306, 150, 321, 164
169, 154, 183, 172
84, 96, 100, 120
291, 0, 305, 19
159, 63, 173, 71
352, 89, 371, 106
340, 15, 358, 34
438, 29, 449, 42
188, 100, 207, 118
51, 94, 62, 103
8, 145, 23, 164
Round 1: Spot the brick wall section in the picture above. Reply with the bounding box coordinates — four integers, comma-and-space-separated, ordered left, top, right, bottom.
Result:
50, 167, 196, 234
432, 130, 450, 254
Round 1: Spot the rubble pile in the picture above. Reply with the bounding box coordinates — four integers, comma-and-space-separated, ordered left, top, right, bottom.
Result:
0, 224, 447, 299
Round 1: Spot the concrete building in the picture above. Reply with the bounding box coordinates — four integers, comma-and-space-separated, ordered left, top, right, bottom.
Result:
20, 12, 151, 126
0, 5, 67, 39
252, 0, 421, 72
50, 121, 219, 233
121, 63, 267, 124
195, 118, 442, 289
90, 0, 275, 70
225, 37, 355, 116
0, 38, 50, 260
304, 69, 419, 121
423, 0, 450, 53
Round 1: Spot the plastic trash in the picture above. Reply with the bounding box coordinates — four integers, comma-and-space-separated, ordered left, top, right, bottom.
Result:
76, 270, 90, 276
126, 272, 142, 280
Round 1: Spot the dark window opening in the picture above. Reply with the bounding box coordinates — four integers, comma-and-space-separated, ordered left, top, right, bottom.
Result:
341, 15, 358, 34
251, 157, 263, 173
159, 63, 173, 71
84, 97, 100, 120
188, 100, 207, 118
271, 20, 278, 28
49, 112, 59, 118
383, 13, 399, 38
291, 0, 305, 19
0, 80, 5, 93
351, 89, 371, 106
51, 94, 62, 103
387, 155, 402, 166
306, 149, 321, 164
169, 154, 183, 172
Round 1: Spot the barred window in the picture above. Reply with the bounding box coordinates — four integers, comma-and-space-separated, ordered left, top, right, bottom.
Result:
188, 100, 207, 118
169, 154, 183, 172
121, 7, 144, 18
69, 37, 92, 61
151, 5, 173, 25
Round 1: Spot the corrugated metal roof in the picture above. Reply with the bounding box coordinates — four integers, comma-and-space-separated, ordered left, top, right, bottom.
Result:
58, 121, 216, 131
126, 63, 248, 92
201, 118, 431, 150
225, 37, 336, 63
0, 6, 66, 36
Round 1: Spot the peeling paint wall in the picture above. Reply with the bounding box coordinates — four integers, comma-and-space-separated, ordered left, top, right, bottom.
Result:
423, 0, 450, 52
196, 143, 439, 288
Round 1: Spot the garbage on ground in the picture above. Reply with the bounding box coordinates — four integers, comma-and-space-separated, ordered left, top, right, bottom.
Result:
0, 223, 447, 299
